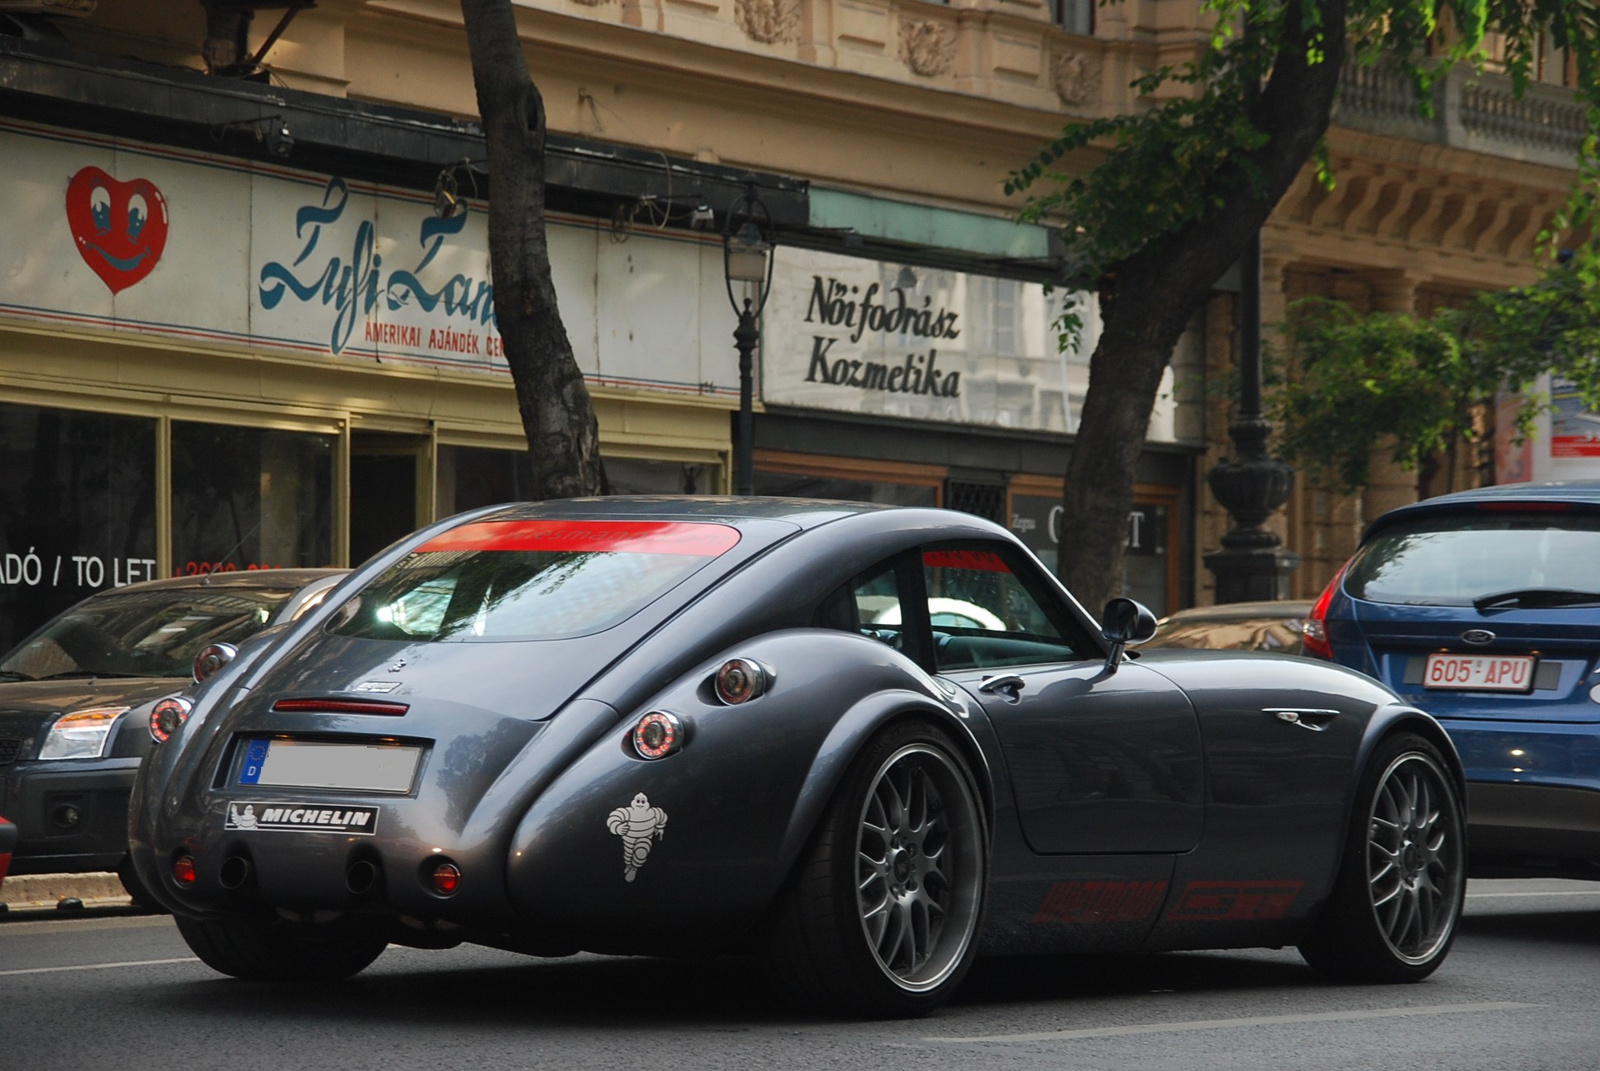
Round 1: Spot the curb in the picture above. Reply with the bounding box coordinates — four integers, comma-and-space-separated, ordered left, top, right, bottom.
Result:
0, 872, 133, 911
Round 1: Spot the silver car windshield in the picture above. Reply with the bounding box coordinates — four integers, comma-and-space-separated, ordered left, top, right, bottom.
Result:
0, 586, 292, 680
1346, 511, 1600, 606
332, 519, 742, 642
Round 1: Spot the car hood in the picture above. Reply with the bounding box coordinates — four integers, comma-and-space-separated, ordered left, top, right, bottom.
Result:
0, 677, 182, 726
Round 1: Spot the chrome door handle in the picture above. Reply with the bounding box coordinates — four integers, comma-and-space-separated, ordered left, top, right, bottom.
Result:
979, 673, 1026, 697
1265, 707, 1339, 731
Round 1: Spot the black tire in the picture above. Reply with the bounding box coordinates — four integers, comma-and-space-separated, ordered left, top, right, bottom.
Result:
763, 719, 988, 1018
117, 858, 168, 914
174, 915, 388, 982
1299, 732, 1465, 983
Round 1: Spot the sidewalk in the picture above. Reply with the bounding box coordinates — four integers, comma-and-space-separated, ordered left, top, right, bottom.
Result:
0, 872, 133, 912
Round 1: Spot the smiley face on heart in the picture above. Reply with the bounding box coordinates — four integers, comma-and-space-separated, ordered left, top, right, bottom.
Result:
65, 166, 169, 294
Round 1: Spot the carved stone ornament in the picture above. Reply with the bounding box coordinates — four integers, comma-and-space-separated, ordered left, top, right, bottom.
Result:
1052, 49, 1102, 107
735, 0, 799, 44
899, 19, 955, 79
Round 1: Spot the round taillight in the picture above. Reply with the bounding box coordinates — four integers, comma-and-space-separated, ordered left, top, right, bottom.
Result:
714, 658, 770, 705
430, 861, 462, 896
172, 855, 197, 887
632, 711, 684, 760
148, 696, 195, 745
192, 642, 238, 684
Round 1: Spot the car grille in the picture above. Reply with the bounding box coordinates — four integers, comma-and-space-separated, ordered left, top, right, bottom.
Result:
0, 738, 19, 765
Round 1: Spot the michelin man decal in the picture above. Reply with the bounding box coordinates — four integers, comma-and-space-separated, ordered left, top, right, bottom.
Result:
607, 792, 668, 882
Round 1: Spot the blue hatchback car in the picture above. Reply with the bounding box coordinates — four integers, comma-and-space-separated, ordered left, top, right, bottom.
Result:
1304, 479, 1600, 880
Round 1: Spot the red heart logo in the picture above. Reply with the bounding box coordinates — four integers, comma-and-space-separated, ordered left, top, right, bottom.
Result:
65, 166, 169, 294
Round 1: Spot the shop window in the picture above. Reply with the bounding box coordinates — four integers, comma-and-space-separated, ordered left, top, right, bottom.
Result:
170, 422, 332, 575
0, 404, 157, 651
437, 444, 535, 518
606, 457, 711, 495
437, 447, 715, 519
1008, 478, 1180, 616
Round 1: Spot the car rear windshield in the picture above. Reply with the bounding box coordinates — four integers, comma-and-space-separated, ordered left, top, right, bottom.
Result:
332, 519, 742, 642
0, 585, 296, 680
1346, 510, 1600, 606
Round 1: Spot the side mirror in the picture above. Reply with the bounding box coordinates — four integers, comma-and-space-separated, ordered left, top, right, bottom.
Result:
1100, 597, 1157, 674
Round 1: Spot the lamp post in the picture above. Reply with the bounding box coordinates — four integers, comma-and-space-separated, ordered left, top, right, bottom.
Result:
724, 180, 775, 496
1203, 233, 1300, 602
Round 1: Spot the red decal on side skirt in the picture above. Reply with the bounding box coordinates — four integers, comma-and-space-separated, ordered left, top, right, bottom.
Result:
1033, 881, 1168, 924
1166, 880, 1303, 921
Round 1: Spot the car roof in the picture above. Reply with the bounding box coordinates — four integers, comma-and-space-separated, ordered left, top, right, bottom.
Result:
470, 495, 898, 529
90, 567, 347, 596
1363, 480, 1600, 541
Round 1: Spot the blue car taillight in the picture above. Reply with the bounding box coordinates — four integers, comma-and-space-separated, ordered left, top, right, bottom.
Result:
1302, 558, 1351, 661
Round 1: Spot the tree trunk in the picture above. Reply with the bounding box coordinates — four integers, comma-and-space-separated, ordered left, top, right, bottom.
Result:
1058, 0, 1346, 612
459, 0, 605, 499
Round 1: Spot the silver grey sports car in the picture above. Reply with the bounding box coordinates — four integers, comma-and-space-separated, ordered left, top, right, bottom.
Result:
130, 498, 1466, 1017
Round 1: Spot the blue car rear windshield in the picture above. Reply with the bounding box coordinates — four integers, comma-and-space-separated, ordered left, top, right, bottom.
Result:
1347, 511, 1600, 606
332, 519, 741, 641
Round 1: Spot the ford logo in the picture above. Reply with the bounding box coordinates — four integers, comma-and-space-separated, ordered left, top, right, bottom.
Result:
1461, 629, 1496, 646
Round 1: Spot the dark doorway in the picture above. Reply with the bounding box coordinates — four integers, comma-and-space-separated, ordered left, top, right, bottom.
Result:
350, 432, 426, 567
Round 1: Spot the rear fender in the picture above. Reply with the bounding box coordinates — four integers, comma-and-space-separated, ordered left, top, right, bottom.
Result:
501, 629, 986, 953
773, 688, 994, 888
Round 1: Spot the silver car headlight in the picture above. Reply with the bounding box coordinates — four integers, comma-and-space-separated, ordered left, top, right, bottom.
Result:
38, 706, 130, 760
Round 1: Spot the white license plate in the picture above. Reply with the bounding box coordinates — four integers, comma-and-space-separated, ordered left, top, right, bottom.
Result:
238, 739, 422, 793
1422, 653, 1536, 693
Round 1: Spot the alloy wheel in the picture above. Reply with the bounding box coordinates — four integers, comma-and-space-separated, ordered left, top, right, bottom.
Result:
854, 743, 983, 992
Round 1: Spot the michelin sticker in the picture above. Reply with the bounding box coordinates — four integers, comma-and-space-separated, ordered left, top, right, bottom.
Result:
606, 792, 667, 882
226, 801, 379, 835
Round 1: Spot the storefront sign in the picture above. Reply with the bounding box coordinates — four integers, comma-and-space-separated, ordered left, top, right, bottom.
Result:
0, 120, 738, 399
762, 248, 1093, 432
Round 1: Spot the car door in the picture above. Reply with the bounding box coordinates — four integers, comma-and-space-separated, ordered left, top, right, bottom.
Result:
919, 542, 1203, 855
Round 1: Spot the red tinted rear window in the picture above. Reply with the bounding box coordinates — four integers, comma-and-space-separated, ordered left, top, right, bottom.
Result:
335, 519, 741, 641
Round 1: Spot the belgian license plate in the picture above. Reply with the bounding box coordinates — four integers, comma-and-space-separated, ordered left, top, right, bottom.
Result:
238, 739, 422, 793
1422, 653, 1536, 693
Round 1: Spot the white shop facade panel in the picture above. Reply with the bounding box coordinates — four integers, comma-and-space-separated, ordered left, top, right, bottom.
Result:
760, 246, 1180, 441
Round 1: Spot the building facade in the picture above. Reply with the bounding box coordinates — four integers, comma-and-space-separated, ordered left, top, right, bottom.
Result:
0, 0, 1586, 645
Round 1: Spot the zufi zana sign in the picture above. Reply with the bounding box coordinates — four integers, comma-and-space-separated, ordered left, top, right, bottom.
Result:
761, 247, 1089, 433
0, 119, 739, 399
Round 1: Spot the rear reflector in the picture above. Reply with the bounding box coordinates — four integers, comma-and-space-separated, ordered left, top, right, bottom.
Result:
172, 856, 197, 887
430, 861, 462, 896
271, 698, 410, 716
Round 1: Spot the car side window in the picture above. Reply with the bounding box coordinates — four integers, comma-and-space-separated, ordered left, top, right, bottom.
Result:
814, 561, 908, 652
922, 544, 1087, 671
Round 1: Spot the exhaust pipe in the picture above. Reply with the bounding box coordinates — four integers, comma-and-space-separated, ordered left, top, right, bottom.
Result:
345, 859, 380, 896
218, 855, 252, 891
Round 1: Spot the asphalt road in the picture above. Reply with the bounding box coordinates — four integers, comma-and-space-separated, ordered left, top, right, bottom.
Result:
1, 879, 1596, 1071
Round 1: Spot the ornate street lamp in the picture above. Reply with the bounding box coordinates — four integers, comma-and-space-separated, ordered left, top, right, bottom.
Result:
1203, 233, 1300, 601
723, 180, 775, 496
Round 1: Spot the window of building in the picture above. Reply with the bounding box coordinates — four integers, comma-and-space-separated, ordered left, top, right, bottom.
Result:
170, 421, 333, 575
0, 403, 157, 651
1057, 0, 1093, 35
